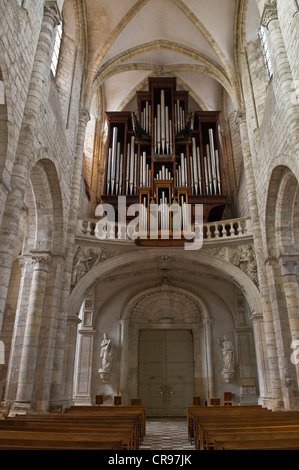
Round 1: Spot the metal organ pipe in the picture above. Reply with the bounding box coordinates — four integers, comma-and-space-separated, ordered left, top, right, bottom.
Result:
154, 90, 173, 155
110, 126, 118, 195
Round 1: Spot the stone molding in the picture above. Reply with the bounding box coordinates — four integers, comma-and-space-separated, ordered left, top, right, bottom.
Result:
30, 251, 52, 272
44, 1, 62, 27
261, 2, 278, 29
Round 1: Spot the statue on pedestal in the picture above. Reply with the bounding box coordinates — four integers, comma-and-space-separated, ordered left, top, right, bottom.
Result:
218, 335, 234, 382
98, 333, 112, 383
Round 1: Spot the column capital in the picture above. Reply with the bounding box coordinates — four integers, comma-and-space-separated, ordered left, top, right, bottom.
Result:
235, 109, 246, 126
279, 255, 299, 275
261, 2, 278, 29
30, 250, 52, 271
44, 1, 62, 27
79, 107, 91, 126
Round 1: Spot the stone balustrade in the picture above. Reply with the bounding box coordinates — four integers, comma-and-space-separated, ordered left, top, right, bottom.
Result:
76, 216, 252, 243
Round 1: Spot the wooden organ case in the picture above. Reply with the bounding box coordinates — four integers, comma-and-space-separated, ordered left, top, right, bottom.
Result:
101, 77, 227, 245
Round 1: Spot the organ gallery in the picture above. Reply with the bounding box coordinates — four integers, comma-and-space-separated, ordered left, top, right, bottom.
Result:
0, 0, 299, 451
102, 77, 227, 237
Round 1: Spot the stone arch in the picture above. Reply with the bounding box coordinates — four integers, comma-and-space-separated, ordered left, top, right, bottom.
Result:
122, 284, 207, 324
69, 249, 262, 318
71, 248, 261, 406
118, 283, 211, 404
22, 157, 64, 255
266, 165, 299, 258
265, 164, 299, 407
54, 0, 87, 126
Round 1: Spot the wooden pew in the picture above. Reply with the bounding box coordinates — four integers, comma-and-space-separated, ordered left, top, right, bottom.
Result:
187, 405, 299, 450
7, 418, 139, 449
187, 405, 264, 443
0, 420, 140, 448
65, 405, 147, 437
0, 429, 124, 450
206, 426, 299, 450
1, 406, 146, 450
214, 437, 299, 450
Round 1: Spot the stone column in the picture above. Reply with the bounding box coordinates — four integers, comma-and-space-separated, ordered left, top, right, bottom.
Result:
203, 319, 216, 401
59, 314, 82, 408
3, 256, 31, 402
236, 111, 283, 409
279, 256, 299, 392
73, 291, 96, 405
14, 251, 52, 410
73, 329, 96, 405
49, 108, 90, 407
250, 311, 269, 404
0, 2, 61, 333
261, 2, 299, 151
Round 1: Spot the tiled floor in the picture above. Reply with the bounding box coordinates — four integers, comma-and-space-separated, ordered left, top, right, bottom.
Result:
140, 417, 195, 450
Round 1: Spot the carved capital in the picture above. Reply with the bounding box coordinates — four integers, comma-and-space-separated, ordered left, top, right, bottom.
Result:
235, 109, 246, 126
30, 250, 52, 272
279, 256, 299, 275
261, 2, 278, 29
44, 1, 62, 28
79, 107, 91, 126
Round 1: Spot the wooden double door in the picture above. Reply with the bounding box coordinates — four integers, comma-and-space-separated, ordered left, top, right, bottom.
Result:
138, 330, 195, 417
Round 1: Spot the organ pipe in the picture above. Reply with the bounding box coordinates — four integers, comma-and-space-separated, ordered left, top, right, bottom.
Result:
105, 86, 223, 203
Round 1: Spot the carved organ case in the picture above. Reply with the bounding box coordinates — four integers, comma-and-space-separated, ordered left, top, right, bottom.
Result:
101, 77, 227, 239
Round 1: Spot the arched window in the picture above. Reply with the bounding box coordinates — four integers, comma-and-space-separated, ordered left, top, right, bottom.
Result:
259, 25, 273, 78
51, 22, 63, 77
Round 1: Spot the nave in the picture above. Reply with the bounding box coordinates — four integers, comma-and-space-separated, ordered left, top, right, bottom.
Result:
139, 418, 195, 450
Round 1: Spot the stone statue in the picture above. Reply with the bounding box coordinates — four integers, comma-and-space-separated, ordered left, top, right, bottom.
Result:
218, 335, 234, 382
100, 333, 112, 371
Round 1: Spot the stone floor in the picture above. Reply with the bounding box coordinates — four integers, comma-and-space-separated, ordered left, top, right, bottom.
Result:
140, 417, 195, 450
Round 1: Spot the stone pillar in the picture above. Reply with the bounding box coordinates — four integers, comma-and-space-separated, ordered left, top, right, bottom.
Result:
73, 329, 96, 405
236, 327, 259, 404
236, 111, 283, 409
3, 256, 31, 402
261, 2, 299, 151
73, 292, 96, 405
203, 319, 216, 401
279, 256, 299, 392
250, 311, 269, 404
0, 2, 61, 333
49, 108, 90, 407
59, 314, 82, 408
14, 251, 51, 410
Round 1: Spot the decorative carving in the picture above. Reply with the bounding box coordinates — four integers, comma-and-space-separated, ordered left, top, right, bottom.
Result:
72, 246, 130, 287
44, 1, 62, 27
98, 333, 112, 383
231, 245, 258, 287
202, 246, 226, 259
31, 251, 52, 272
130, 285, 202, 324
217, 335, 234, 383
72, 247, 98, 286
261, 2, 278, 29
79, 107, 91, 126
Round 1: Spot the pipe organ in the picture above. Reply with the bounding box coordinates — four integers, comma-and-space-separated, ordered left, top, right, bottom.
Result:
102, 78, 226, 242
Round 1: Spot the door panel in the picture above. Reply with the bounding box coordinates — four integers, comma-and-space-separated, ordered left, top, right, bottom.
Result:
139, 330, 195, 416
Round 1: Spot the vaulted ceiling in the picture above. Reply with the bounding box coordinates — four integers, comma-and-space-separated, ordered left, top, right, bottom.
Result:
78, 0, 261, 115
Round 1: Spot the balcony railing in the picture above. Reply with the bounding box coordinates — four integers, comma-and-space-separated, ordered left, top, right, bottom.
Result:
76, 216, 252, 243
